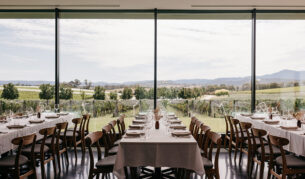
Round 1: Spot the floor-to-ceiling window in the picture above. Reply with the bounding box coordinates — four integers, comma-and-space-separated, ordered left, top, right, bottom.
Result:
0, 12, 55, 115
59, 12, 154, 131
256, 13, 305, 114
157, 13, 252, 132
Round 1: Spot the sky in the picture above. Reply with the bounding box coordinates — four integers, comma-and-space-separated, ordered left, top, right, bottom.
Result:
0, 18, 304, 83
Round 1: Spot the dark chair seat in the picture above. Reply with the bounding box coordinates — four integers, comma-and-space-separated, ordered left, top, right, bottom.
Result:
253, 138, 268, 145
45, 138, 62, 145
202, 157, 213, 168
61, 131, 79, 137
0, 155, 29, 167
257, 145, 281, 156
96, 155, 116, 168
22, 144, 49, 154
109, 146, 118, 155
276, 155, 305, 168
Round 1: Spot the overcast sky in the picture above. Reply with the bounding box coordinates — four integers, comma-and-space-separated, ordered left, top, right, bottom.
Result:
0, 18, 304, 83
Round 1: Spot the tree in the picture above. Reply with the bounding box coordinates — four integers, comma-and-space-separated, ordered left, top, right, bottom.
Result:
84, 79, 92, 89
121, 87, 132, 99
59, 87, 73, 99
1, 83, 19, 99
134, 86, 146, 100
109, 92, 118, 100
39, 84, 54, 100
68, 79, 81, 88
93, 86, 105, 100
146, 88, 154, 99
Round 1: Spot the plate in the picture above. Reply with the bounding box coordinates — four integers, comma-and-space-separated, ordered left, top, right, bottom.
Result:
29, 119, 45, 124
45, 115, 60, 119
172, 131, 191, 137
7, 124, 27, 129
280, 126, 298, 130
250, 116, 265, 120
263, 120, 280, 125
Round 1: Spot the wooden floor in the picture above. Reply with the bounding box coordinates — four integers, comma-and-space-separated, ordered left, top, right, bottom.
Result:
37, 148, 267, 179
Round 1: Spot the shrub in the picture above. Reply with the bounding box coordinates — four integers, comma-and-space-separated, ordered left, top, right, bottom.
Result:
121, 87, 132, 99
215, 89, 229, 96
1, 83, 19, 99
39, 84, 54, 100
109, 92, 118, 100
93, 86, 105, 100
59, 87, 73, 99
134, 86, 146, 100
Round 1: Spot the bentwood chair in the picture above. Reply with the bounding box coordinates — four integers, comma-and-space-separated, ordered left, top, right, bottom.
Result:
268, 135, 305, 179
189, 116, 198, 136
202, 131, 222, 179
54, 122, 69, 171
230, 118, 243, 161
251, 128, 281, 179
117, 114, 126, 139
102, 124, 118, 157
82, 114, 91, 136
86, 131, 116, 179
193, 120, 203, 142
0, 133, 37, 179
223, 115, 231, 149
239, 122, 253, 176
199, 124, 211, 158
62, 118, 83, 159
23, 126, 57, 179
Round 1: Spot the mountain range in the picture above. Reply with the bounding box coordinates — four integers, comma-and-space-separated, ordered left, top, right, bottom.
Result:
0, 69, 304, 87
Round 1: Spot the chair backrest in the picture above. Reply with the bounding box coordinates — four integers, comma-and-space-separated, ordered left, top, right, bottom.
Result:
85, 131, 103, 171
199, 124, 211, 157
12, 133, 37, 172
207, 131, 222, 172
239, 122, 252, 148
194, 120, 202, 141
55, 122, 68, 146
82, 114, 91, 134
102, 124, 114, 156
39, 126, 56, 153
189, 116, 198, 135
224, 115, 231, 135
252, 128, 267, 158
109, 120, 118, 143
230, 118, 240, 140
268, 134, 289, 172
117, 114, 126, 138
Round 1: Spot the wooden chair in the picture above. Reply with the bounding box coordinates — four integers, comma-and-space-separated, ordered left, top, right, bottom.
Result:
117, 114, 126, 139
102, 124, 118, 157
82, 114, 91, 136
109, 120, 120, 146
252, 128, 281, 179
0, 133, 37, 179
268, 135, 305, 179
62, 118, 83, 159
198, 124, 211, 158
230, 118, 243, 161
239, 122, 253, 176
22, 126, 57, 179
223, 115, 231, 149
54, 122, 69, 171
86, 131, 116, 179
193, 120, 202, 142
189, 116, 198, 136
202, 131, 222, 179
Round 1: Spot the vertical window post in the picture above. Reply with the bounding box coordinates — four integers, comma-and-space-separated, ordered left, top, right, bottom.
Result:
55, 8, 60, 111
251, 9, 256, 112
154, 8, 158, 109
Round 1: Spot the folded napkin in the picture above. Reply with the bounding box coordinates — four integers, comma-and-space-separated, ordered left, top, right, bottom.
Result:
133, 120, 146, 124
129, 124, 144, 130
169, 120, 182, 124
29, 119, 45, 124
170, 125, 186, 130
125, 131, 144, 137
172, 131, 191, 137
45, 114, 60, 119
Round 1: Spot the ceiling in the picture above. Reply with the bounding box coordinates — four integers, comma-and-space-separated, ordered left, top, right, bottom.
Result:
1, 0, 305, 10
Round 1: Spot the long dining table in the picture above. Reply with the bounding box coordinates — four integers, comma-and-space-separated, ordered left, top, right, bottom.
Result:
0, 112, 76, 155
113, 116, 205, 178
236, 114, 305, 156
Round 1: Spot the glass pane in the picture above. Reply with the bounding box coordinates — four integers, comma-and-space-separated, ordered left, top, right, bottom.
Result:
158, 13, 252, 133
0, 15, 55, 115
256, 13, 305, 115
59, 13, 154, 132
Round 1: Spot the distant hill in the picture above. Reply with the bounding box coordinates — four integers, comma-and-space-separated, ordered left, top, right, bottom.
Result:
0, 69, 304, 87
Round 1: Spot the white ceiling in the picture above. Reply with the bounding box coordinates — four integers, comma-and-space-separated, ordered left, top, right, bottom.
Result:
1, 0, 305, 10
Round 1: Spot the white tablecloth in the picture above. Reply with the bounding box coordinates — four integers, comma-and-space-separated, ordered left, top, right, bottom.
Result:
236, 114, 305, 156
113, 121, 204, 179
0, 113, 76, 155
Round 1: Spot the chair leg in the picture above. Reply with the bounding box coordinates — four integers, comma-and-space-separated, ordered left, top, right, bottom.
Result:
223, 136, 227, 149
239, 143, 243, 165
40, 157, 46, 179
228, 137, 232, 156
259, 162, 265, 179
57, 148, 61, 173
73, 141, 78, 160
51, 152, 57, 176
234, 141, 239, 161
